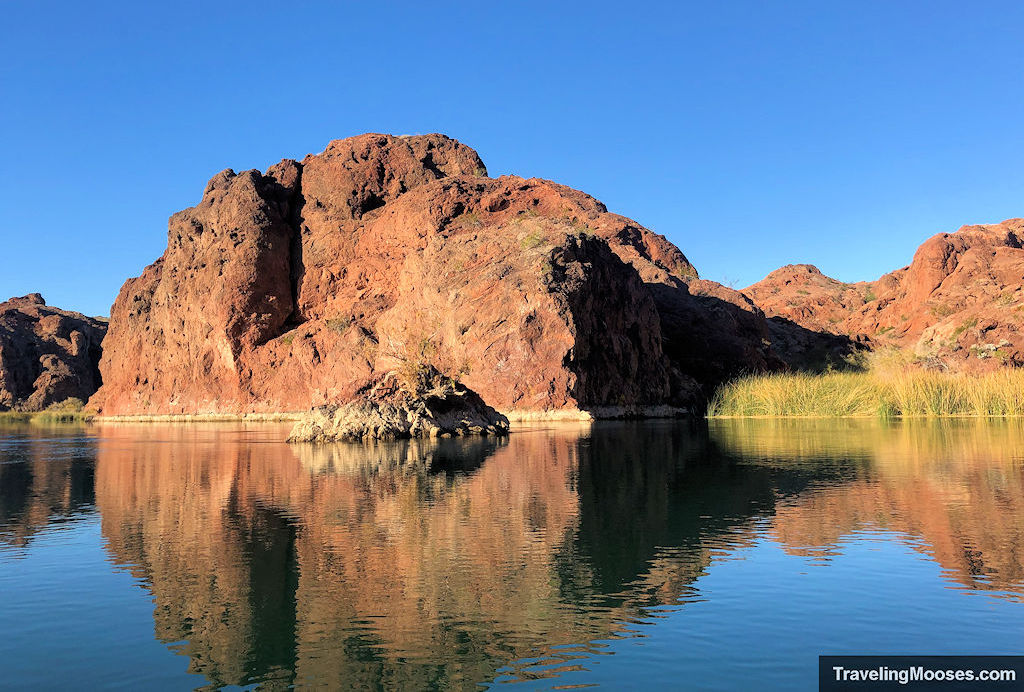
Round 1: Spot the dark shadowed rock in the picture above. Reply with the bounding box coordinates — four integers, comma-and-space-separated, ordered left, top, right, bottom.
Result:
0, 294, 107, 411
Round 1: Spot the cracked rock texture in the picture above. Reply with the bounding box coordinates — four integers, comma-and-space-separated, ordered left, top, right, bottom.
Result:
745, 218, 1024, 371
0, 293, 107, 411
91, 133, 833, 416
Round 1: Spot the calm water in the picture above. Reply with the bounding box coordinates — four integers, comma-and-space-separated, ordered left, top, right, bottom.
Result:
1, 419, 1023, 690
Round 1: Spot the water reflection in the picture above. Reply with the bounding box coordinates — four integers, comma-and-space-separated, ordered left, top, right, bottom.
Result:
0, 424, 95, 551
1, 419, 1023, 688
713, 418, 1024, 596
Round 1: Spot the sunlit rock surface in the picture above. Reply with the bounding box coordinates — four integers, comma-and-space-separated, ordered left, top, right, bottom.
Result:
92, 133, 842, 417
746, 218, 1024, 370
287, 368, 509, 442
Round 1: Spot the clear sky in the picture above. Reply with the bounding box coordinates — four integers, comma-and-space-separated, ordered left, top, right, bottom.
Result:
2, 1, 1022, 317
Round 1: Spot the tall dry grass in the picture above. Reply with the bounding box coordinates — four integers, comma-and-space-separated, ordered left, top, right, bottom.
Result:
0, 397, 94, 424
708, 368, 1024, 418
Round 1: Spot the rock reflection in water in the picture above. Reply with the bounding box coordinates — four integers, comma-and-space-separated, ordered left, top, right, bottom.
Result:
2, 418, 1023, 689
0, 424, 95, 551
712, 418, 1024, 597
91, 422, 773, 689
93, 423, 592, 688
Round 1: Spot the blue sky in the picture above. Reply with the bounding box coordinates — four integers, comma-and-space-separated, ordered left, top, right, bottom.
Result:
2, 1, 1022, 317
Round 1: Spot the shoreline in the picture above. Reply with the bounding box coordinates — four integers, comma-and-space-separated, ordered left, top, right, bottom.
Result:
708, 413, 1024, 419
91, 412, 305, 423
87, 405, 690, 424
17, 402, 1024, 424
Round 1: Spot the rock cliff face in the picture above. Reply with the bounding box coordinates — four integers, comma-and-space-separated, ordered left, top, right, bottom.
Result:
92, 133, 811, 417
746, 219, 1024, 370
0, 294, 107, 411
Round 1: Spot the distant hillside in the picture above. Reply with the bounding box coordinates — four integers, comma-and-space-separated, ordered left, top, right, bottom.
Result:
746, 218, 1024, 371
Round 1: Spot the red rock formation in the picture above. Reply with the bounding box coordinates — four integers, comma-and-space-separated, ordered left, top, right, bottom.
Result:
92, 133, 801, 416
0, 294, 106, 411
746, 219, 1024, 370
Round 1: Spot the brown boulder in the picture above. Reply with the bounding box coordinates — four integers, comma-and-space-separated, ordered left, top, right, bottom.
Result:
0, 294, 107, 411
287, 366, 509, 442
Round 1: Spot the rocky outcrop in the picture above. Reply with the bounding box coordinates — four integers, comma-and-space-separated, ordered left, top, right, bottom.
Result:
746, 219, 1024, 370
91, 133, 809, 417
287, 367, 509, 441
0, 294, 107, 411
